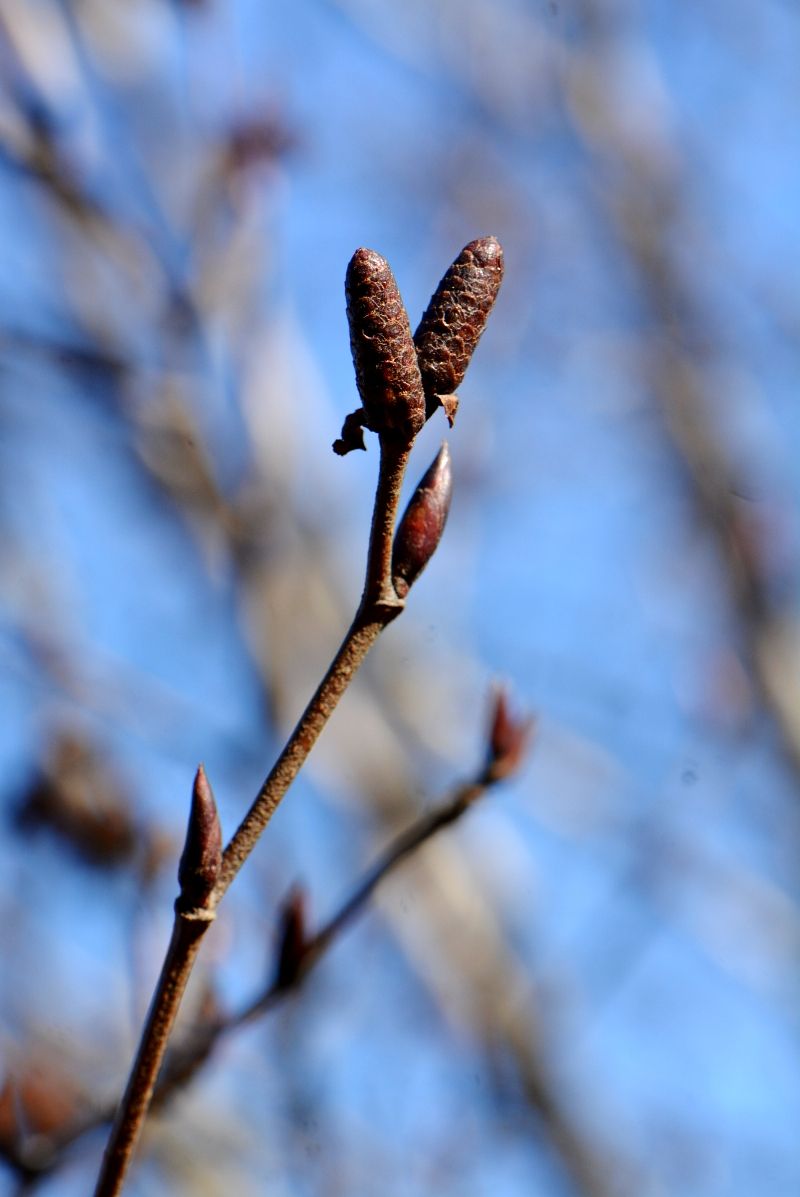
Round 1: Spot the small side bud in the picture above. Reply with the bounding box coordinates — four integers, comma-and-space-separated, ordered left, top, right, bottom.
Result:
274, 885, 308, 990
345, 248, 426, 445
414, 236, 504, 423
392, 443, 453, 598
176, 765, 222, 914
485, 687, 534, 783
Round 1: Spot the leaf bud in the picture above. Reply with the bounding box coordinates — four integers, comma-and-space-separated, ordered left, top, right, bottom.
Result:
345, 248, 426, 445
392, 443, 453, 597
414, 236, 504, 423
485, 687, 534, 783
176, 765, 222, 915
274, 885, 309, 990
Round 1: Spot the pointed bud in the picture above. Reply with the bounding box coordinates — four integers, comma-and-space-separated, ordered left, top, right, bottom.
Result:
414, 236, 504, 423
392, 443, 453, 598
176, 765, 222, 914
274, 885, 308, 990
485, 687, 534, 783
345, 248, 426, 445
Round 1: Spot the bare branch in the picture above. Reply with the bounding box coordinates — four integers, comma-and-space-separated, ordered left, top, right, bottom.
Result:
92, 237, 503, 1194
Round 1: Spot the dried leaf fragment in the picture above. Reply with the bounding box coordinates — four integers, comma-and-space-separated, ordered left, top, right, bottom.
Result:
332, 407, 367, 456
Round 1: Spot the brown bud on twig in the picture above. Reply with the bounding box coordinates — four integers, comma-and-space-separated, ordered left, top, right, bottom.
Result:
485, 687, 534, 783
414, 236, 504, 424
343, 247, 426, 446
392, 443, 452, 598
176, 765, 222, 914
274, 885, 309, 990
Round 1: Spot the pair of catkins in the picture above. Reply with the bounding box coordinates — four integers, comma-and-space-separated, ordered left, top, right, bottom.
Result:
335, 236, 504, 595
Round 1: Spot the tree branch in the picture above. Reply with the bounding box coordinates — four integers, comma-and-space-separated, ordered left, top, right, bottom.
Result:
92, 236, 500, 1196
92, 436, 414, 1196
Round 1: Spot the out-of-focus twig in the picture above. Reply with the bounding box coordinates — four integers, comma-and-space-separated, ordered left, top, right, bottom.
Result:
153, 694, 533, 1104
565, 2, 800, 782
91, 440, 412, 1195
141, 699, 629, 1197
5, 689, 530, 1184
236, 687, 534, 1012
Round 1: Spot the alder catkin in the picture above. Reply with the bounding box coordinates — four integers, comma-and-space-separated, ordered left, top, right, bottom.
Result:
414, 236, 504, 420
345, 248, 426, 444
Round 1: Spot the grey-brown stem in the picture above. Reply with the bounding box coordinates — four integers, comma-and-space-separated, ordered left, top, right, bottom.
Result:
92, 913, 213, 1197
93, 424, 415, 1196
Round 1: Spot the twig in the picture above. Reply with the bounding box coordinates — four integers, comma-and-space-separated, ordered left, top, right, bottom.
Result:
92, 238, 500, 1196
92, 920, 210, 1197
157, 690, 533, 1103
92, 768, 222, 1197
91, 446, 412, 1197
4, 687, 529, 1182
216, 439, 410, 895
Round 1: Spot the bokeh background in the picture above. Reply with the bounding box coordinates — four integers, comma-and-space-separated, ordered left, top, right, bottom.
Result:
0, 2, 798, 1195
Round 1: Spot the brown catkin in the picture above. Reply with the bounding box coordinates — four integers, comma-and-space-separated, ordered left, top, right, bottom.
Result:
345, 248, 426, 443
414, 236, 504, 417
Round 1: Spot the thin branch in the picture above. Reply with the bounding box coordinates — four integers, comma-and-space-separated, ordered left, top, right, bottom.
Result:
360, 440, 412, 610
154, 693, 532, 1105
92, 918, 210, 1197
92, 438, 412, 1197
10, 691, 527, 1190
217, 439, 409, 896
92, 769, 222, 1197
92, 235, 500, 1195
145, 779, 494, 1108
219, 617, 382, 884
